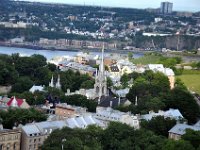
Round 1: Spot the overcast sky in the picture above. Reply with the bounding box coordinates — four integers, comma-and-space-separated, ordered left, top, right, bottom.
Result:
23, 0, 200, 12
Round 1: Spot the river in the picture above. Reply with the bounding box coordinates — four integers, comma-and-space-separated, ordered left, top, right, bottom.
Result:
0, 46, 143, 60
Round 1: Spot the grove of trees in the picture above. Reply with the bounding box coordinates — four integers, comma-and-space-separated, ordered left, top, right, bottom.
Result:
41, 122, 198, 150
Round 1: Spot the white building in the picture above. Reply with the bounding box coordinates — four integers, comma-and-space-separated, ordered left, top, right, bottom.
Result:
148, 64, 175, 89
95, 107, 140, 129
29, 85, 44, 93
141, 108, 184, 121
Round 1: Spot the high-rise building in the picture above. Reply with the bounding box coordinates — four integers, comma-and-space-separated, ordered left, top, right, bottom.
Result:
160, 2, 173, 14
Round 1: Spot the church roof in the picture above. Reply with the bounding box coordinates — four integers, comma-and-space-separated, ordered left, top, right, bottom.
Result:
7, 97, 24, 107
98, 96, 129, 108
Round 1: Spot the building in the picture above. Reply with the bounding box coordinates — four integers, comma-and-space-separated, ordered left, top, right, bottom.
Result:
49, 75, 61, 89
21, 115, 105, 149
21, 121, 66, 150
29, 85, 44, 93
94, 45, 108, 102
95, 107, 140, 129
141, 108, 184, 121
168, 120, 200, 140
7, 96, 30, 109
98, 96, 131, 108
65, 46, 108, 100
0, 128, 21, 150
55, 103, 87, 118
160, 2, 173, 14
66, 115, 106, 129
148, 64, 175, 89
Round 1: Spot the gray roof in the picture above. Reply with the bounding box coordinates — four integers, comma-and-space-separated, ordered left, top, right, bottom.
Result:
169, 123, 200, 135
65, 115, 104, 129
22, 124, 41, 136
141, 109, 183, 121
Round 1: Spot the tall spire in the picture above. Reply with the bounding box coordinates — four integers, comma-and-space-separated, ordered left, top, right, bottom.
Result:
94, 43, 108, 100
11, 96, 18, 107
56, 74, 61, 89
49, 75, 54, 87
100, 43, 105, 74
135, 96, 138, 106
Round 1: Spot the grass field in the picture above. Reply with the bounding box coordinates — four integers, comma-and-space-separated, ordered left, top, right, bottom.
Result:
131, 55, 161, 65
177, 71, 200, 94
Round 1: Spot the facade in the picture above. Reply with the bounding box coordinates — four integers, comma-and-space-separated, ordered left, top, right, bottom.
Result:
21, 116, 105, 149
0, 129, 21, 150
95, 107, 140, 129
55, 103, 87, 118
160, 2, 173, 14
21, 121, 66, 150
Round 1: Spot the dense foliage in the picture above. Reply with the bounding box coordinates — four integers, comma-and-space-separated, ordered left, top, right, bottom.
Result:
0, 108, 47, 129
117, 70, 200, 124
41, 122, 196, 150
141, 116, 176, 137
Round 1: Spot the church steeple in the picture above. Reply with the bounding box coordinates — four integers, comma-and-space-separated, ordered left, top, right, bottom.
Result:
55, 74, 61, 89
11, 96, 18, 107
94, 44, 108, 100
49, 75, 54, 88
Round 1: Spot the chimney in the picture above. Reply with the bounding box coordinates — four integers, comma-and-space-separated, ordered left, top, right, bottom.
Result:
110, 101, 113, 107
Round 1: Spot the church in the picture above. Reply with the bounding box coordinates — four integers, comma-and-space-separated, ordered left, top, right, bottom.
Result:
65, 45, 108, 100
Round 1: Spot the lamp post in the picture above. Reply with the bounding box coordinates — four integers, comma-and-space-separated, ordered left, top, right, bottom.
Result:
61, 138, 66, 150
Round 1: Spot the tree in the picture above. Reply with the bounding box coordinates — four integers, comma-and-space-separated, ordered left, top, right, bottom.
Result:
128, 52, 133, 61
164, 87, 200, 124
106, 77, 113, 88
162, 140, 195, 150
0, 108, 47, 129
61, 94, 97, 112
34, 67, 51, 86
120, 73, 130, 88
80, 80, 95, 89
182, 129, 200, 149
11, 76, 34, 93
141, 116, 176, 137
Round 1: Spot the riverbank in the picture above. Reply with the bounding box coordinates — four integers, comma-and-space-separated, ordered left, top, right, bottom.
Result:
0, 42, 147, 54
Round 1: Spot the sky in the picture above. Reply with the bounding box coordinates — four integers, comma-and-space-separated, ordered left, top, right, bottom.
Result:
23, 0, 200, 12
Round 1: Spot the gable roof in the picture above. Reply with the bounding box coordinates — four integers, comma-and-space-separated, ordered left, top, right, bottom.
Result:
98, 96, 129, 108
7, 97, 24, 107
168, 123, 200, 135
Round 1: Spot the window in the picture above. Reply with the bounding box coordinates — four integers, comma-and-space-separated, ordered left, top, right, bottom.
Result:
34, 139, 36, 143
0, 144, 3, 150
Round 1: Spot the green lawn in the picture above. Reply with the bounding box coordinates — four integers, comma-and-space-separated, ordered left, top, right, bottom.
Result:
177, 74, 200, 94
131, 55, 161, 65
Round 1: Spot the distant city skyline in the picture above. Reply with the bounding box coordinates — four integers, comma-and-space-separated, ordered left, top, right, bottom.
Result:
22, 0, 200, 12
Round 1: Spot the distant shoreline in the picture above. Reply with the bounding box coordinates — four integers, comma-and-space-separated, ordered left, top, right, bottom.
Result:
0, 43, 147, 54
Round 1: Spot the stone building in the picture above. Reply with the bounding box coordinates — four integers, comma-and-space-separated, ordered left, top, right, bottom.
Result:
55, 103, 87, 118
0, 128, 21, 150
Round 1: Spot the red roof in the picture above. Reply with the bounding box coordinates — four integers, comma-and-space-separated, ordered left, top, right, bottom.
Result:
7, 97, 24, 107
